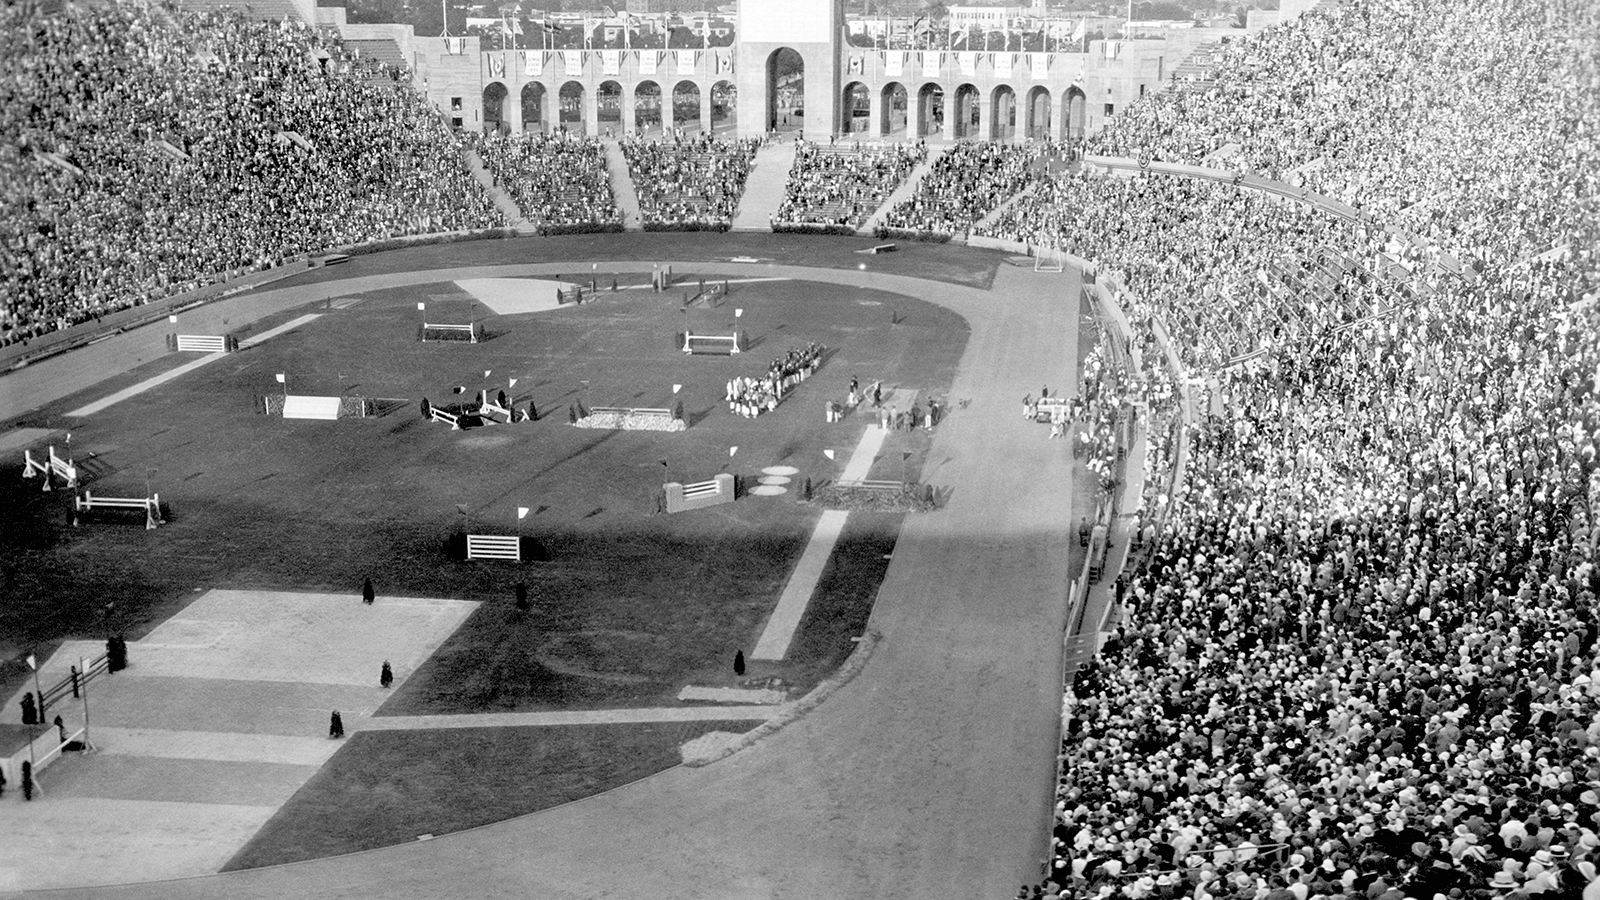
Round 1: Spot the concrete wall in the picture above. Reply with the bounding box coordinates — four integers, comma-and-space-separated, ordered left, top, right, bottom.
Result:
735, 0, 845, 139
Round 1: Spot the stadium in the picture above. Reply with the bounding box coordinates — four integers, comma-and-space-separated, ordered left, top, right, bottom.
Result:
0, 0, 1596, 898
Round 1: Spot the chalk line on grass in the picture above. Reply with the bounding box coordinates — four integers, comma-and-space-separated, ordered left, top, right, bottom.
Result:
750, 510, 849, 661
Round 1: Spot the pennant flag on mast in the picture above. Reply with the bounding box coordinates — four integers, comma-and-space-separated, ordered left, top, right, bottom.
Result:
729, 446, 738, 458
275, 373, 286, 383
823, 449, 835, 460
734, 308, 744, 318
672, 384, 682, 394
509, 377, 518, 388
417, 302, 426, 311
517, 507, 530, 520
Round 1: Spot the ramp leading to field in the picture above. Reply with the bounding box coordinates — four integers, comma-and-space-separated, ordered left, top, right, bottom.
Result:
729, 141, 796, 232
604, 141, 645, 231
862, 144, 947, 234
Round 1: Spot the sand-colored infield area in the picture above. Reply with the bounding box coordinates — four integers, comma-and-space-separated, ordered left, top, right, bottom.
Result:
0, 590, 476, 890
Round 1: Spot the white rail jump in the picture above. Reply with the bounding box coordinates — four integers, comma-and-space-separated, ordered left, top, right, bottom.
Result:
477, 392, 513, 424
683, 332, 743, 354
175, 334, 229, 353
430, 407, 461, 430
664, 474, 736, 513
22, 446, 78, 491
466, 534, 521, 561
74, 490, 164, 529
420, 322, 480, 343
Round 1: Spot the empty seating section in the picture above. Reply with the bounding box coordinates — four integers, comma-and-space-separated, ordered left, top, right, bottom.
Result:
620, 135, 760, 230
468, 132, 621, 233
0, 3, 501, 348
773, 140, 927, 229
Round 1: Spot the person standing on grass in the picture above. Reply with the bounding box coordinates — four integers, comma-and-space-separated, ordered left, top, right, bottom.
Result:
380, 661, 393, 689
361, 577, 375, 604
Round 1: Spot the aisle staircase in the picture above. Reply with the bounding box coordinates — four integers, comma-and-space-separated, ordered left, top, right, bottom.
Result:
460, 149, 528, 230
603, 141, 645, 232
729, 140, 797, 232
861, 145, 948, 235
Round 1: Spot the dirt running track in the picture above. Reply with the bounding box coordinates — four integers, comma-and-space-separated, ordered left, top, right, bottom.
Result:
5, 247, 1083, 900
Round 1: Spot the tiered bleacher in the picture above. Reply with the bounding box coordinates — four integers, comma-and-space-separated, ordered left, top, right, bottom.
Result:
0, 2, 502, 348
467, 132, 622, 235
772, 140, 928, 234
877, 142, 1048, 239
619, 134, 760, 232
986, 0, 1600, 897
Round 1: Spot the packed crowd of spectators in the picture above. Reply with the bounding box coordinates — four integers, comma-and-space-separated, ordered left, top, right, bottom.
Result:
0, 3, 501, 347
879, 141, 1047, 236
772, 140, 928, 230
1088, 0, 1597, 273
466, 131, 621, 233
619, 134, 760, 231
980, 1, 1600, 899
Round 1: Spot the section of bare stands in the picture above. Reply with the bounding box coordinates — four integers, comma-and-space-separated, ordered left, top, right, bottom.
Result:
772, 139, 928, 233
467, 131, 622, 235
0, 3, 502, 347
987, 1, 1600, 898
620, 134, 760, 232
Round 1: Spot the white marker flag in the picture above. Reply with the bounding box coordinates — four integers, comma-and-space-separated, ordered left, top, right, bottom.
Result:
735, 308, 744, 318
823, 449, 835, 460
417, 302, 426, 311
672, 384, 682, 394
275, 373, 286, 383
729, 446, 738, 457
509, 378, 518, 388
26, 654, 36, 671
517, 507, 529, 520
168, 315, 178, 323
484, 370, 492, 378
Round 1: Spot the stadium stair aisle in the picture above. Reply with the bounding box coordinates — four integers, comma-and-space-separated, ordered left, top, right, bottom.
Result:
860, 144, 947, 235
459, 147, 527, 229
603, 141, 646, 232
974, 182, 1039, 233
729, 140, 797, 232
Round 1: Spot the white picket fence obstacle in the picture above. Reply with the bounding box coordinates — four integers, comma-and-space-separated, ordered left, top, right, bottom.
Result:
21, 446, 78, 491
74, 490, 163, 529
682, 331, 744, 354
466, 534, 521, 561
281, 395, 343, 420
419, 321, 480, 343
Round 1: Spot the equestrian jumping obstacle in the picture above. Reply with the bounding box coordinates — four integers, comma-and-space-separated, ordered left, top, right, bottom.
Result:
429, 407, 461, 429
166, 334, 237, 353
21, 446, 78, 491
663, 474, 736, 513
418, 321, 480, 343
477, 391, 513, 423
74, 490, 163, 529
557, 284, 585, 305
682, 331, 745, 354
466, 534, 521, 561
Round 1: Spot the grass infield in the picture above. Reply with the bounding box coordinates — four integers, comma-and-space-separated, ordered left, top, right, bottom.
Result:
1, 271, 967, 711
223, 719, 756, 870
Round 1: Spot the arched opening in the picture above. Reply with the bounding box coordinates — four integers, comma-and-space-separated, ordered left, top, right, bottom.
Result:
634, 81, 662, 135
597, 81, 624, 135
521, 82, 547, 133
482, 82, 508, 135
916, 83, 944, 138
558, 81, 586, 134
880, 82, 907, 139
767, 47, 804, 133
1026, 87, 1051, 141
953, 83, 979, 139
672, 80, 702, 133
990, 85, 1016, 140
711, 80, 737, 133
1064, 86, 1087, 141
842, 81, 870, 135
